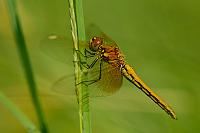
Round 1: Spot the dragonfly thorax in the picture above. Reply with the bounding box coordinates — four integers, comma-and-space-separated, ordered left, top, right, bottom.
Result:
101, 46, 125, 66
89, 37, 103, 52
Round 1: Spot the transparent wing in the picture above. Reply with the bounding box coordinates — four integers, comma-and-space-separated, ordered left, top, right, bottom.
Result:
40, 35, 88, 64
51, 61, 123, 97
40, 35, 74, 63
52, 74, 76, 95
40, 26, 117, 63
87, 24, 117, 47
88, 61, 123, 97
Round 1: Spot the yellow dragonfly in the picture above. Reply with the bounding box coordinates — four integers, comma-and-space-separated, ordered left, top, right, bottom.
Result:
40, 25, 177, 120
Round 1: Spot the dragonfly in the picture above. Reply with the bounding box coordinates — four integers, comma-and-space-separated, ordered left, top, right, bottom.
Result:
40, 25, 177, 120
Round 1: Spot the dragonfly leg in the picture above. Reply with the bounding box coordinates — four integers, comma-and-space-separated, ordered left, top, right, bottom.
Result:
74, 50, 103, 86
73, 55, 101, 69
76, 49, 98, 58
87, 56, 101, 69
76, 59, 103, 86
98, 59, 102, 80
85, 49, 98, 57
73, 60, 89, 68
74, 49, 100, 68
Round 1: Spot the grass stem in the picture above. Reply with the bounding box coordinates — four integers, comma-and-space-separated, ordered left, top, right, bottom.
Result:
0, 90, 41, 133
68, 0, 91, 132
6, 0, 48, 132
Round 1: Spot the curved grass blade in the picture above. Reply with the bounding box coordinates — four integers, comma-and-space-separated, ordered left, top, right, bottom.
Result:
6, 0, 48, 132
0, 90, 41, 133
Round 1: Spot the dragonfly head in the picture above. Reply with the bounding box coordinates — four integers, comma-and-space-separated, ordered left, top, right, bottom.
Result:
89, 37, 103, 52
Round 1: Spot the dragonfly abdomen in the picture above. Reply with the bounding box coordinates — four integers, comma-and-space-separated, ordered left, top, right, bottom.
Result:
121, 64, 177, 120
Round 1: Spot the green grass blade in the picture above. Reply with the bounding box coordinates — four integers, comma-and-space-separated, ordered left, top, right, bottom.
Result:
75, 0, 91, 132
68, 0, 83, 132
68, 0, 91, 132
6, 0, 48, 132
0, 90, 41, 133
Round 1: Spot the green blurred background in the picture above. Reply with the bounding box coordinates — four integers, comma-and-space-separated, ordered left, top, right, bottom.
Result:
1, 0, 200, 132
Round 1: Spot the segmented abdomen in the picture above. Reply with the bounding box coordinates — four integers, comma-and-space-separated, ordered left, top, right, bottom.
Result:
121, 64, 177, 120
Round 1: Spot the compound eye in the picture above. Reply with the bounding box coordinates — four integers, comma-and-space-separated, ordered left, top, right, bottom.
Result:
92, 37, 95, 42
89, 37, 103, 52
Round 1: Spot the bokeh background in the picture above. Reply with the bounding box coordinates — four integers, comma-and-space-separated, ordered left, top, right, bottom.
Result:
1, 0, 200, 132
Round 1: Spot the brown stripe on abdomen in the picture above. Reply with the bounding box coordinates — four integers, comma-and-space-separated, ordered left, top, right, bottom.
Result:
121, 64, 177, 120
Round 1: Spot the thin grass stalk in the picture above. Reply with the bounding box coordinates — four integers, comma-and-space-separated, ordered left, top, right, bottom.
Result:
68, 0, 91, 132
6, 0, 48, 132
0, 90, 41, 133
68, 0, 83, 132
68, 1, 78, 85
75, 0, 91, 132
